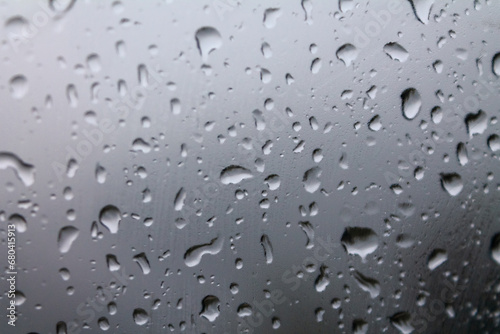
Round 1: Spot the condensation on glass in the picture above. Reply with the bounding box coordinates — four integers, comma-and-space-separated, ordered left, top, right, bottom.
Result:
0, 0, 500, 333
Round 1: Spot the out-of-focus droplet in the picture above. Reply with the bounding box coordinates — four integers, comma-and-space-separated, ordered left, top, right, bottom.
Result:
9, 75, 28, 99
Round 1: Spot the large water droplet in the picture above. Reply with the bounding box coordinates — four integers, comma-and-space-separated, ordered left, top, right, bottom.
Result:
263, 8, 281, 29
184, 236, 224, 267
401, 88, 421, 120
0, 152, 35, 186
490, 233, 500, 265
9, 75, 28, 99
341, 227, 378, 261
303, 167, 322, 193
133, 308, 149, 326
9, 214, 27, 233
465, 110, 488, 137
57, 226, 80, 254
408, 0, 435, 24
440, 173, 463, 196
195, 27, 222, 62
99, 205, 122, 234
383, 42, 409, 62
353, 271, 380, 298
336, 44, 358, 66
220, 165, 253, 185
200, 295, 220, 322
390, 311, 414, 334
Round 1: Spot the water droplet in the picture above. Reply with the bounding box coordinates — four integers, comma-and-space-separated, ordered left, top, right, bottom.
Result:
264, 174, 280, 190
368, 115, 382, 131
315, 265, 330, 292
353, 271, 380, 298
237, 303, 253, 317
303, 167, 322, 193
9, 75, 28, 99
408, 0, 434, 24
353, 319, 369, 334
97, 317, 110, 331
440, 173, 463, 196
200, 295, 220, 322
260, 234, 273, 264
9, 214, 27, 233
336, 44, 358, 66
390, 311, 414, 334
341, 227, 378, 261
195, 27, 222, 62
493, 53, 500, 76
311, 57, 322, 74
465, 110, 488, 137
299, 221, 315, 249
456, 143, 468, 166
184, 236, 224, 267
133, 252, 151, 275
427, 248, 447, 270
383, 42, 409, 62
491, 233, 500, 265
263, 8, 281, 29
106, 254, 121, 271
220, 165, 253, 185
57, 226, 80, 254
401, 88, 421, 120
0, 152, 35, 186
174, 187, 187, 211
99, 205, 122, 234
487, 134, 500, 152
133, 308, 149, 326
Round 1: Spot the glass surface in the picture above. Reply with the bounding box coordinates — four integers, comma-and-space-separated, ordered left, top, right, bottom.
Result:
1, 1, 500, 333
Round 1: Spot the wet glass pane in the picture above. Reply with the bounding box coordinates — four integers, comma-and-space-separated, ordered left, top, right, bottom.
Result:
1, 1, 500, 333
